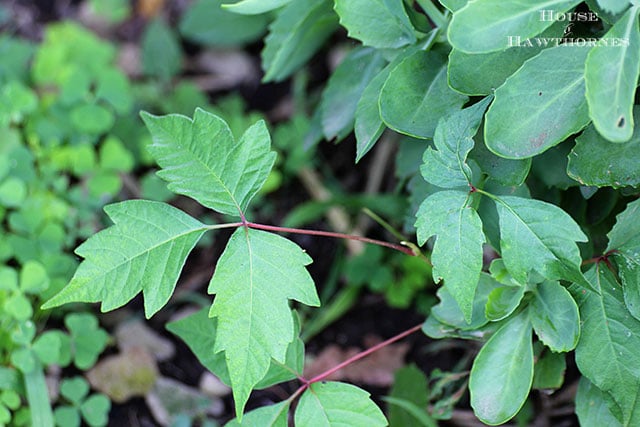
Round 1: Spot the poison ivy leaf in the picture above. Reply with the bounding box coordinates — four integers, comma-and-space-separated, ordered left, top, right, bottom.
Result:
448, 22, 564, 95
568, 108, 640, 188
380, 49, 468, 139
42, 200, 207, 317
208, 228, 320, 417
494, 195, 590, 289
166, 308, 230, 385
294, 382, 387, 427
484, 45, 591, 159
469, 310, 533, 425
320, 47, 386, 141
448, 0, 582, 53
574, 266, 640, 425
585, 5, 640, 142
261, 0, 338, 82
421, 96, 491, 188
388, 365, 429, 427
334, 0, 416, 48
575, 377, 623, 427
223, 0, 291, 15
415, 190, 484, 322
179, 0, 269, 46
485, 285, 525, 321
141, 108, 276, 217
225, 401, 290, 427
530, 280, 580, 352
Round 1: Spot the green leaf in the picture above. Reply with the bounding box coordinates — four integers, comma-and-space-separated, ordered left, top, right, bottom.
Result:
447, 22, 564, 96
469, 310, 533, 425
530, 280, 580, 352
65, 313, 109, 370
166, 308, 230, 384
24, 361, 54, 427
142, 18, 182, 81
416, 190, 484, 322
431, 272, 499, 330
596, 0, 632, 14
141, 108, 276, 217
0, 177, 27, 207
448, 0, 582, 53
607, 198, 640, 257
380, 49, 468, 139
484, 45, 591, 159
32, 331, 62, 366
585, 6, 640, 142
60, 377, 90, 405
54, 406, 80, 427
494, 195, 590, 289
208, 228, 319, 417
70, 103, 115, 135
261, 0, 338, 82
575, 376, 623, 427
320, 47, 386, 141
42, 200, 207, 318
485, 285, 525, 321
179, 0, 269, 46
574, 266, 640, 425
568, 107, 640, 188
421, 96, 491, 188
20, 260, 49, 294
225, 401, 289, 427
440, 0, 468, 12
294, 382, 387, 427
334, 0, 416, 48
80, 394, 110, 427
532, 351, 566, 390
387, 365, 430, 427
223, 0, 291, 14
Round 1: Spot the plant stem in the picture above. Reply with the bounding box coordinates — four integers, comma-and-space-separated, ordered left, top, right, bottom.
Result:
246, 222, 416, 256
416, 0, 448, 28
304, 323, 424, 384
205, 222, 244, 231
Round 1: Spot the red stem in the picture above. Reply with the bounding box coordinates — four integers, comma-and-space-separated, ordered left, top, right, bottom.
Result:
303, 323, 423, 385
246, 222, 415, 256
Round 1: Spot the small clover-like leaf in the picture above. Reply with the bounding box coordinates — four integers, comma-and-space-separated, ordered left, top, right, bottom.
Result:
208, 228, 320, 417
65, 313, 109, 370
141, 108, 276, 217
42, 200, 208, 318
60, 377, 90, 405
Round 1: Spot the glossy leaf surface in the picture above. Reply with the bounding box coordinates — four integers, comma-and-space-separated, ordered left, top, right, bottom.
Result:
530, 280, 580, 352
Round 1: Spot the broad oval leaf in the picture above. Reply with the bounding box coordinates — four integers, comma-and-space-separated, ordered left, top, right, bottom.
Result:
179, 0, 269, 46
448, 0, 582, 53
294, 382, 387, 427
320, 47, 386, 141
485, 285, 525, 321
42, 200, 207, 317
261, 0, 338, 82
421, 96, 491, 188
494, 195, 590, 290
575, 377, 623, 427
469, 310, 533, 425
380, 49, 468, 139
574, 266, 640, 424
141, 108, 276, 217
470, 130, 532, 187
484, 45, 591, 159
416, 190, 484, 322
222, 0, 291, 15
530, 280, 580, 352
334, 0, 416, 48
568, 107, 640, 188
208, 228, 320, 417
585, 5, 640, 142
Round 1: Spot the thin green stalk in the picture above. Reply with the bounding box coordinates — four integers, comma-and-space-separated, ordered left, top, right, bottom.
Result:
416, 0, 448, 28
